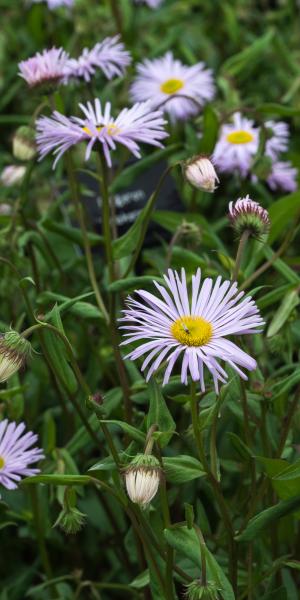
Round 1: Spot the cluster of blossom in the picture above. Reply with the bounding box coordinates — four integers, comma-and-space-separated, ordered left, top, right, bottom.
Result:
213, 112, 297, 192
18, 36, 131, 89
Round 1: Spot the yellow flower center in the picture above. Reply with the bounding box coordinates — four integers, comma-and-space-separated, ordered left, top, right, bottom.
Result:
171, 316, 213, 346
82, 123, 119, 136
0, 456, 5, 469
160, 78, 184, 95
226, 130, 254, 144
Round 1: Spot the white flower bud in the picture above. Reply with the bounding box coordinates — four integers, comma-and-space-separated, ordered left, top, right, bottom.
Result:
1, 165, 26, 187
13, 126, 36, 161
0, 331, 31, 383
228, 194, 270, 239
184, 156, 219, 192
125, 454, 162, 508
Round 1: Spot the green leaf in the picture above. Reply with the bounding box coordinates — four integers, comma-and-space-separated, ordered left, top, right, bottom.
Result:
108, 276, 164, 293
23, 474, 91, 485
110, 145, 180, 194
198, 105, 219, 154
163, 455, 205, 483
227, 432, 253, 461
222, 29, 274, 78
151, 211, 225, 250
258, 103, 300, 117
261, 588, 287, 600
267, 289, 299, 337
100, 420, 146, 444
273, 460, 300, 481
164, 526, 234, 600
130, 570, 150, 589
42, 217, 103, 247
268, 192, 300, 244
236, 496, 300, 542
147, 380, 176, 447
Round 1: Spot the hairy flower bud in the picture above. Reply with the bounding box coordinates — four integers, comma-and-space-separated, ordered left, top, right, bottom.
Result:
228, 194, 270, 239
53, 488, 86, 534
186, 580, 221, 600
0, 165, 26, 187
124, 454, 162, 508
183, 156, 219, 192
0, 331, 31, 383
13, 126, 36, 161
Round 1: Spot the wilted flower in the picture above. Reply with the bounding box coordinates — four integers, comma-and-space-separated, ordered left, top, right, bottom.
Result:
1, 165, 26, 187
0, 419, 44, 490
213, 112, 259, 177
0, 331, 31, 383
65, 36, 131, 82
13, 126, 36, 161
184, 156, 219, 192
18, 47, 69, 90
186, 580, 221, 600
130, 52, 215, 122
267, 160, 298, 192
120, 269, 264, 393
54, 488, 86, 534
36, 99, 168, 168
125, 454, 161, 508
228, 195, 270, 238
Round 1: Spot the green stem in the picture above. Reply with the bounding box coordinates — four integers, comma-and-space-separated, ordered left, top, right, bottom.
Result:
193, 524, 207, 586
65, 153, 109, 323
96, 152, 115, 282
210, 413, 218, 479
29, 487, 55, 597
108, 0, 123, 36
232, 229, 250, 282
190, 383, 238, 595
96, 152, 133, 424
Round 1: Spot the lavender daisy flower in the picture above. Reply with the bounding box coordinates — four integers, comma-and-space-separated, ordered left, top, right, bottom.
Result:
135, 0, 164, 7
36, 99, 168, 168
66, 36, 131, 82
0, 420, 44, 491
265, 120, 290, 160
130, 52, 215, 122
213, 112, 259, 177
120, 269, 264, 393
32, 0, 74, 8
267, 161, 298, 192
18, 47, 69, 90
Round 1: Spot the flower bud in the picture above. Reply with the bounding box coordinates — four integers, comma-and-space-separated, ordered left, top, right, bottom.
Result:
13, 126, 36, 161
53, 488, 86, 534
228, 194, 270, 239
183, 156, 219, 192
186, 580, 221, 600
124, 454, 162, 508
0, 331, 31, 383
0, 165, 26, 187
54, 505, 86, 534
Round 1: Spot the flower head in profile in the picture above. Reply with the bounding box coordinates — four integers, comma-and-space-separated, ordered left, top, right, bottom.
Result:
120, 269, 264, 393
265, 120, 290, 160
18, 47, 69, 90
267, 160, 298, 192
0, 420, 44, 490
65, 36, 131, 82
130, 52, 215, 122
183, 156, 219, 192
213, 112, 259, 177
135, 0, 164, 6
229, 195, 270, 239
36, 99, 168, 168
124, 454, 162, 508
